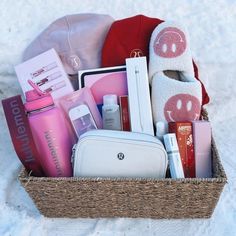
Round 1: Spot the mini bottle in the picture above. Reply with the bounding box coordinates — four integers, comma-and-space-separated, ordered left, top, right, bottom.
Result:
163, 133, 185, 179
24, 80, 73, 177
102, 94, 121, 130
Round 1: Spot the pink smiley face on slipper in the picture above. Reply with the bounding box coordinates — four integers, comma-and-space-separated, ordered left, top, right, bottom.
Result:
164, 94, 201, 122
153, 27, 187, 58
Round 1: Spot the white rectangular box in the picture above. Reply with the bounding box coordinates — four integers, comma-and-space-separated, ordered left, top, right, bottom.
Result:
163, 133, 185, 179
125, 57, 154, 136
15, 48, 74, 99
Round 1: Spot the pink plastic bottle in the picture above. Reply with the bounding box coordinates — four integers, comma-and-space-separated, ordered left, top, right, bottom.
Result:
24, 80, 72, 177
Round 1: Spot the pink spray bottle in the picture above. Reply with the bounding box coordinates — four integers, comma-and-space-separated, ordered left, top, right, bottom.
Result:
24, 80, 73, 177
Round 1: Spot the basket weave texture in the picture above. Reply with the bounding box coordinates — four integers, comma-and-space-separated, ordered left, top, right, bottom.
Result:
19, 109, 227, 219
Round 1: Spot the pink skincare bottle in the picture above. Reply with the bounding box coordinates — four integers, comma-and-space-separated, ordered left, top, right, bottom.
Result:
24, 80, 73, 177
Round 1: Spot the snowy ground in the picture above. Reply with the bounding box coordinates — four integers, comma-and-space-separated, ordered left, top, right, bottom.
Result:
0, 0, 236, 235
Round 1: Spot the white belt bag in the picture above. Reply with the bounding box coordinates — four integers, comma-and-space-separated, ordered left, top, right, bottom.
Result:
73, 130, 168, 178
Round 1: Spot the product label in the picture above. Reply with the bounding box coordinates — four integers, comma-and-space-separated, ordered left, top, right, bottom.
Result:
169, 122, 195, 178
102, 107, 121, 130
44, 130, 63, 176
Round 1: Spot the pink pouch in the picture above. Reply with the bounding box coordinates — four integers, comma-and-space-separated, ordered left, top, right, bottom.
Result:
58, 87, 102, 142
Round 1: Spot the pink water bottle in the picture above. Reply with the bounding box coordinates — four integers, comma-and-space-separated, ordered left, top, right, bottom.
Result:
24, 80, 72, 177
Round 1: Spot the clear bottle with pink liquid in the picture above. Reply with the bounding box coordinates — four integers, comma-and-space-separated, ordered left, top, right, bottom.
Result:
24, 80, 72, 177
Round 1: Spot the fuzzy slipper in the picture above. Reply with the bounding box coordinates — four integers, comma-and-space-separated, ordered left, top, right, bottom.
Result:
149, 21, 202, 138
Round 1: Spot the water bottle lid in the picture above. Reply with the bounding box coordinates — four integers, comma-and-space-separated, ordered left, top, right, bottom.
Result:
103, 94, 117, 106
24, 81, 54, 112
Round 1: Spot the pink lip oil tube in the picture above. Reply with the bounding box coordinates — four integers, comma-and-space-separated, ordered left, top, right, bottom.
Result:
31, 62, 57, 78
36, 71, 62, 86
44, 81, 66, 93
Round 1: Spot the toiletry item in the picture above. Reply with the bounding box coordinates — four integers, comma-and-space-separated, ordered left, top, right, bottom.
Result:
69, 104, 97, 137
169, 122, 195, 178
163, 133, 184, 178
15, 48, 74, 100
102, 94, 121, 130
58, 87, 102, 144
192, 121, 212, 178
125, 57, 154, 136
2, 95, 44, 176
24, 80, 73, 177
119, 95, 131, 131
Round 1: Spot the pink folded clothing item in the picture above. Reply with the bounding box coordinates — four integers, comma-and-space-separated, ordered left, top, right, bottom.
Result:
23, 13, 114, 75
149, 21, 202, 139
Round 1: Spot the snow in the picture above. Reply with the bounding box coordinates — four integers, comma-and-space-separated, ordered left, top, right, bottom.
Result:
0, 0, 236, 235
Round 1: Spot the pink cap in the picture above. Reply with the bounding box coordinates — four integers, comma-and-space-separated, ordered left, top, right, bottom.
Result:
25, 80, 54, 112
23, 14, 114, 75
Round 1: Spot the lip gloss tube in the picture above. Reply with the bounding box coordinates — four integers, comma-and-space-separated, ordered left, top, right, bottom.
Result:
31, 62, 57, 78
44, 81, 66, 93
36, 71, 62, 86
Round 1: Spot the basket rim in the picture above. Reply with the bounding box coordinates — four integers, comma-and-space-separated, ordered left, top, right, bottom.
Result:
18, 168, 227, 184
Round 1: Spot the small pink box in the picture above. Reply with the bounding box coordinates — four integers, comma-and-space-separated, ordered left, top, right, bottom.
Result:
15, 48, 74, 100
192, 121, 212, 178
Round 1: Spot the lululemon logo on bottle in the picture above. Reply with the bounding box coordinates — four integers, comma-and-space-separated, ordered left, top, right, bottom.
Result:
130, 49, 143, 58
117, 152, 125, 160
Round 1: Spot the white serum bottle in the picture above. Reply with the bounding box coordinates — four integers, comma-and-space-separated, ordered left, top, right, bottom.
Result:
102, 94, 121, 130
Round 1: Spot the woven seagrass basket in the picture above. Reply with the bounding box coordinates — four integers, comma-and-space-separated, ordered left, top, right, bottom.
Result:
19, 109, 227, 219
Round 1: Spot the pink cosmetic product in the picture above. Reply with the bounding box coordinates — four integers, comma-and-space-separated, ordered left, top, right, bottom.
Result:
31, 62, 57, 78
192, 121, 212, 178
58, 87, 103, 143
69, 104, 97, 137
15, 49, 74, 100
24, 80, 73, 177
36, 71, 62, 86
44, 81, 66, 93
